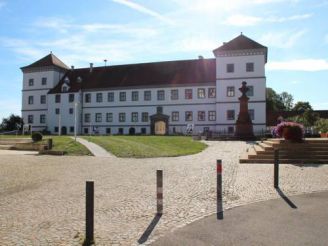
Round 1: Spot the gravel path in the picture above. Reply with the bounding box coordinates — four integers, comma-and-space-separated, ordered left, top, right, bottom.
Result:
0, 141, 328, 245
73, 137, 114, 158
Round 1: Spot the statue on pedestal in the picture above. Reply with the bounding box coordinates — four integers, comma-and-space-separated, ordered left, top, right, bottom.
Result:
235, 81, 255, 140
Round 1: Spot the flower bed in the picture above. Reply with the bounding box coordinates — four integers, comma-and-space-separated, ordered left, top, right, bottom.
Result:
274, 121, 304, 142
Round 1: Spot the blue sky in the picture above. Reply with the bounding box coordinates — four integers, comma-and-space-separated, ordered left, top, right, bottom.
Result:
0, 0, 328, 120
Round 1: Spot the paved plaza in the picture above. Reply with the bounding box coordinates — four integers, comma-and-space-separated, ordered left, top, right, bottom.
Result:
1, 141, 328, 245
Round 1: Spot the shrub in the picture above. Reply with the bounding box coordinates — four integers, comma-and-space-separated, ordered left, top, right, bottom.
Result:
315, 118, 328, 133
274, 121, 304, 142
31, 132, 43, 142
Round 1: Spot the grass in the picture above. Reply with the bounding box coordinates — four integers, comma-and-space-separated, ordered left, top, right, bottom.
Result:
50, 136, 92, 156
83, 135, 207, 158
0, 134, 91, 156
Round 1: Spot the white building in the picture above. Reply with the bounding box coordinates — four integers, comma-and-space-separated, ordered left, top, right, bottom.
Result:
21, 34, 267, 135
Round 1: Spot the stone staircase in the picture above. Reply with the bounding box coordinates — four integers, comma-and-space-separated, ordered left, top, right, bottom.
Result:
0, 138, 33, 150
240, 138, 328, 164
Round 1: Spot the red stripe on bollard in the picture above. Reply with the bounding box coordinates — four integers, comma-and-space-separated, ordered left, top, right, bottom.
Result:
217, 160, 222, 173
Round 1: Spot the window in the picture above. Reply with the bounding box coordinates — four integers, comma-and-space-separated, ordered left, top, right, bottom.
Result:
69, 94, 75, 103
227, 110, 235, 120
185, 89, 193, 99
132, 91, 139, 101
227, 64, 234, 73
28, 78, 34, 86
40, 95, 46, 104
118, 128, 124, 135
55, 94, 61, 103
198, 88, 206, 99
107, 92, 114, 102
204, 127, 210, 133
84, 113, 90, 123
246, 62, 254, 72
171, 89, 179, 100
119, 113, 125, 122
42, 77, 47, 85
157, 90, 165, 100
198, 111, 205, 121
208, 111, 216, 121
70, 126, 74, 133
144, 91, 151, 101
69, 108, 74, 114
228, 126, 234, 134
141, 128, 146, 134
106, 128, 111, 134
142, 112, 149, 122
106, 113, 113, 122
55, 108, 60, 115
28, 96, 34, 105
96, 93, 103, 103
28, 115, 33, 124
248, 109, 255, 121
185, 111, 193, 121
40, 114, 46, 124
54, 127, 59, 133
208, 88, 216, 98
227, 86, 235, 97
246, 86, 254, 97
84, 128, 89, 134
172, 111, 179, 121
85, 93, 91, 103
119, 92, 126, 101
62, 86, 68, 92
95, 113, 102, 122
157, 106, 163, 114
131, 112, 138, 122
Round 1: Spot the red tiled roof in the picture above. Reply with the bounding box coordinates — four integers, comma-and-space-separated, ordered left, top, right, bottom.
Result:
21, 53, 69, 70
48, 58, 216, 94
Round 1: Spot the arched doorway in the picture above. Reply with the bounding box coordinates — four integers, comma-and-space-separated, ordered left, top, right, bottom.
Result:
61, 126, 67, 135
155, 121, 166, 135
129, 127, 136, 135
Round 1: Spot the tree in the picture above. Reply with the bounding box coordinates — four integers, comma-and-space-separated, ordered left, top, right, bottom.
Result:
293, 101, 313, 112
280, 92, 294, 111
266, 88, 285, 112
0, 114, 24, 132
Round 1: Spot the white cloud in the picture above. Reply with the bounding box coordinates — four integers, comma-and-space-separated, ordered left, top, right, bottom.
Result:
260, 30, 306, 48
112, 0, 174, 24
267, 59, 328, 71
224, 13, 311, 26
224, 14, 262, 26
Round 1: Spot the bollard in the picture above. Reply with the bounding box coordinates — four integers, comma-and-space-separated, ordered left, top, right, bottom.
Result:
217, 160, 223, 220
47, 139, 53, 150
157, 170, 163, 215
274, 149, 279, 188
84, 181, 94, 245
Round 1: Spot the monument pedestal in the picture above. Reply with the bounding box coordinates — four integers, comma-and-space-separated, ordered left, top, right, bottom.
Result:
235, 81, 255, 140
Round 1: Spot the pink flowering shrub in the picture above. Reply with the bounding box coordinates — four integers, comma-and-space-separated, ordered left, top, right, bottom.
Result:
274, 121, 304, 142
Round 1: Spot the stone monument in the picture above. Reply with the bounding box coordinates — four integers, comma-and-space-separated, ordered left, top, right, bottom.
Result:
235, 81, 255, 140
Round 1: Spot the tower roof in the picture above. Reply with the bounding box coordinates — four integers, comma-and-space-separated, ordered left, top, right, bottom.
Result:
213, 33, 268, 62
21, 53, 69, 70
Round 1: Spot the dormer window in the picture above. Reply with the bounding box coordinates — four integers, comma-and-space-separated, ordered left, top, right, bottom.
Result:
62, 86, 68, 92
77, 76, 82, 83
64, 77, 70, 84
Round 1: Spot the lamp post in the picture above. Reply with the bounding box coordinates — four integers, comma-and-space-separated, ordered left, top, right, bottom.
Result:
58, 112, 61, 136
74, 102, 78, 141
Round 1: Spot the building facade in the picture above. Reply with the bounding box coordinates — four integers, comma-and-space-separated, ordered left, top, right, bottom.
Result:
21, 34, 267, 135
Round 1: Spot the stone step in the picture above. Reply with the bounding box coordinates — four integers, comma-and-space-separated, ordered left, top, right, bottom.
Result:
0, 145, 15, 150
248, 154, 328, 159
240, 158, 328, 164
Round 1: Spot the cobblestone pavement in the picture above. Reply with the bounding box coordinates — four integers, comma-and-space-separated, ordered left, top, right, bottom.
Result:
0, 141, 328, 245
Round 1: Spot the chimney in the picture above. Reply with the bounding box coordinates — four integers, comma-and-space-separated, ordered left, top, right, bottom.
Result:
71, 65, 74, 70
89, 63, 93, 73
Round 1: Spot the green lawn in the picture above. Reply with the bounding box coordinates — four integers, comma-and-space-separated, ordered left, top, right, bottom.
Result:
83, 136, 207, 158
50, 136, 92, 156
0, 135, 91, 156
